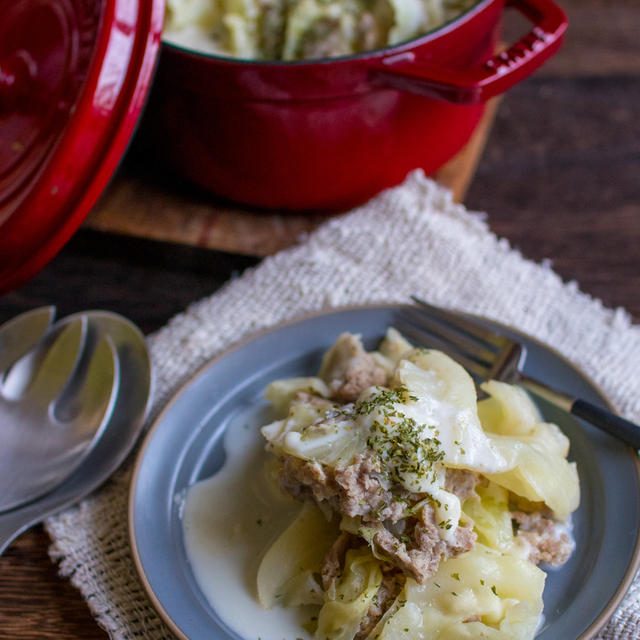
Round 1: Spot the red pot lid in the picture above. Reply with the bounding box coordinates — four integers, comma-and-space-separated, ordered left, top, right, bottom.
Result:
0, 0, 164, 293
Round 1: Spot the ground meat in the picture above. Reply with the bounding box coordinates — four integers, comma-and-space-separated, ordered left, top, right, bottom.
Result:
511, 510, 573, 567
356, 570, 406, 638
334, 363, 387, 403
444, 468, 484, 501
321, 532, 353, 590
411, 503, 476, 581
318, 333, 388, 402
279, 451, 476, 582
279, 451, 407, 523
372, 503, 476, 584
333, 453, 406, 523
279, 455, 339, 503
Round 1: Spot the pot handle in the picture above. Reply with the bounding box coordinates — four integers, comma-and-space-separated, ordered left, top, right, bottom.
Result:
370, 0, 567, 104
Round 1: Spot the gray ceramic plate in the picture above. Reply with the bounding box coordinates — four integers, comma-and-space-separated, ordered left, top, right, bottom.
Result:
130, 304, 640, 640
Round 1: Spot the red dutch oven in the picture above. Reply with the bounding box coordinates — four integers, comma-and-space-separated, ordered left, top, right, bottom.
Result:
0, 0, 566, 294
146, 0, 567, 211
0, 0, 164, 294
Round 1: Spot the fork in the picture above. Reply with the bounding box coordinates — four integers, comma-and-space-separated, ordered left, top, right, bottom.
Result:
0, 307, 119, 512
397, 297, 640, 449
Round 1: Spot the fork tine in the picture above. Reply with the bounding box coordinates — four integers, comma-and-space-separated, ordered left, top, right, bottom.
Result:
0, 307, 55, 373
410, 297, 512, 350
393, 319, 490, 380
402, 307, 499, 366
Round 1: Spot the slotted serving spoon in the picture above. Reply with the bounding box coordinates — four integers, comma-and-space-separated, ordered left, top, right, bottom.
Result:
0, 309, 152, 554
0, 308, 119, 512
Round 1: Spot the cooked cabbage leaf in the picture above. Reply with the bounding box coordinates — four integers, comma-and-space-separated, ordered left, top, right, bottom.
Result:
478, 380, 541, 436
372, 546, 545, 640
316, 547, 383, 640
486, 423, 579, 519
257, 502, 339, 608
165, 0, 476, 60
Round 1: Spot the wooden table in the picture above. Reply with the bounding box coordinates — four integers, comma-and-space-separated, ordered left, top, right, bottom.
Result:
1, 0, 639, 636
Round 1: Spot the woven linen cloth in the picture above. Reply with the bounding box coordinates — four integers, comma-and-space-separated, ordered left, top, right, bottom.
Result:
46, 171, 640, 639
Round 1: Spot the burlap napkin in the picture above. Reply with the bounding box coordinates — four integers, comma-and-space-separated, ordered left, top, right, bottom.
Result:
46, 171, 640, 639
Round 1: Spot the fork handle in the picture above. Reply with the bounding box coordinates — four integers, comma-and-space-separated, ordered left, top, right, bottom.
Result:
520, 376, 640, 449
570, 400, 640, 450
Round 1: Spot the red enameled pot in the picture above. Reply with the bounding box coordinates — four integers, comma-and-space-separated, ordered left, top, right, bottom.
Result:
144, 0, 567, 211
0, 0, 566, 295
0, 0, 164, 294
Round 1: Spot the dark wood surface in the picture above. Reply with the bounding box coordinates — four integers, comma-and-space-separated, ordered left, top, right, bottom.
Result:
1, 0, 639, 637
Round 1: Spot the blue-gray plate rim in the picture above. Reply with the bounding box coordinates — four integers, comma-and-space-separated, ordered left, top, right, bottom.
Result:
129, 303, 640, 640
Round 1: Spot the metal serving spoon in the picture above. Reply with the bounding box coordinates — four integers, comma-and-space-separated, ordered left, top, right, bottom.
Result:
0, 309, 152, 554
0, 308, 119, 512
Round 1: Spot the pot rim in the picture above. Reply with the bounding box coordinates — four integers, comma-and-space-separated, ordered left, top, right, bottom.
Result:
161, 0, 492, 66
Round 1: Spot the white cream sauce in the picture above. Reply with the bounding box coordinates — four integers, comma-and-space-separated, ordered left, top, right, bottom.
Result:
181, 414, 316, 640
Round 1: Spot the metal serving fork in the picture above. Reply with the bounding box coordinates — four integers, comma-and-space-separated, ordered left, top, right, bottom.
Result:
397, 297, 640, 449
0, 307, 119, 512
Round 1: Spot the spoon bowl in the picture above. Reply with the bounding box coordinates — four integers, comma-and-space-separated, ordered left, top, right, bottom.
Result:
0, 311, 119, 512
0, 309, 152, 554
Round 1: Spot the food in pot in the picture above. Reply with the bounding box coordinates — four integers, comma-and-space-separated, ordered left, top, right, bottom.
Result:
164, 0, 477, 60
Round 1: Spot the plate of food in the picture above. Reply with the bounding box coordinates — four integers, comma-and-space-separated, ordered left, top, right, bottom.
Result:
129, 304, 640, 640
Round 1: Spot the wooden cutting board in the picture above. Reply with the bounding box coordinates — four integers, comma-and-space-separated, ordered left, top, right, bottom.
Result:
85, 98, 499, 257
